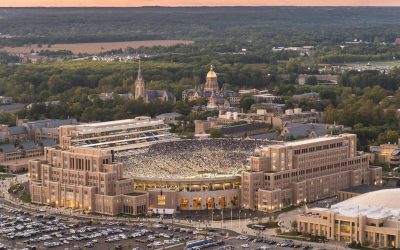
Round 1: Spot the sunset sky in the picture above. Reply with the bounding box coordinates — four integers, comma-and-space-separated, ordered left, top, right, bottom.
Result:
1, 0, 400, 7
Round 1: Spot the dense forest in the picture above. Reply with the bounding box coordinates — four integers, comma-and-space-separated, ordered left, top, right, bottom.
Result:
1, 7, 400, 46
1, 7, 400, 147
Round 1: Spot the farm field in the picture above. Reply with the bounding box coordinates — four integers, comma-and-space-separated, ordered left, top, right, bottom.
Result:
0, 40, 193, 54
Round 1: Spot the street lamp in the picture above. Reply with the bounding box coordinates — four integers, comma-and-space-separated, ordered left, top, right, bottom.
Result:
239, 210, 242, 230
244, 212, 247, 232
172, 214, 175, 235
220, 209, 223, 229
230, 203, 233, 228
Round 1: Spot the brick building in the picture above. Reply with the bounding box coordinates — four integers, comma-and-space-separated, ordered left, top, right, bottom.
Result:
29, 147, 148, 216
241, 134, 382, 211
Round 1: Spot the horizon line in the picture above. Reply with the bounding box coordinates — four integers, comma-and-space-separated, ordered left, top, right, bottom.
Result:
2, 5, 400, 8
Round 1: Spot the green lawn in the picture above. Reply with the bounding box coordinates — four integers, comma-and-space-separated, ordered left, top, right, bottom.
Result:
19, 191, 31, 203
277, 234, 309, 241
0, 173, 16, 180
277, 232, 327, 243
247, 221, 279, 229
343, 60, 400, 67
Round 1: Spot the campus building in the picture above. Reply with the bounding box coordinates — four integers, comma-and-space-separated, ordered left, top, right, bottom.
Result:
17, 118, 78, 143
58, 117, 174, 152
0, 118, 74, 173
297, 189, 400, 248
337, 185, 394, 202
29, 147, 148, 216
182, 65, 240, 109
193, 108, 322, 137
134, 62, 175, 103
369, 143, 400, 167
241, 134, 382, 211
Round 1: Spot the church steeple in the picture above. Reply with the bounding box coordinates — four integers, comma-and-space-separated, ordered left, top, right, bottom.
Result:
134, 59, 146, 100
137, 59, 143, 81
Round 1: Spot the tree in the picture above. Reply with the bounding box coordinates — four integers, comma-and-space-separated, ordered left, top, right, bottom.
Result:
186, 133, 195, 139
323, 105, 339, 124
0, 113, 15, 126
173, 101, 191, 116
290, 220, 298, 232
240, 95, 255, 112
210, 129, 223, 138
47, 74, 70, 94
306, 76, 318, 85
376, 130, 399, 145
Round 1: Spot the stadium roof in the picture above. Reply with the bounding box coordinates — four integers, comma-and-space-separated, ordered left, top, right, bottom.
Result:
74, 118, 164, 133
277, 134, 353, 147
337, 189, 400, 210
340, 185, 394, 194
156, 112, 182, 118
312, 189, 400, 220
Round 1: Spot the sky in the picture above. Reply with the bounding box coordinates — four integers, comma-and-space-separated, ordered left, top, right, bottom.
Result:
1, 0, 400, 7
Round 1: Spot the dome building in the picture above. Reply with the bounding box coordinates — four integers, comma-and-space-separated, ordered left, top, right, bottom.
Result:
182, 65, 240, 110
298, 188, 400, 248
204, 65, 219, 92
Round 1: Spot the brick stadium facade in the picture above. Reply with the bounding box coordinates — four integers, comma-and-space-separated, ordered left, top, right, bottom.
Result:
27, 133, 382, 215
241, 134, 382, 211
29, 147, 148, 216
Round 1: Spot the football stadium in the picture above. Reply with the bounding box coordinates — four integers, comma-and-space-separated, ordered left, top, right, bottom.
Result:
115, 139, 274, 211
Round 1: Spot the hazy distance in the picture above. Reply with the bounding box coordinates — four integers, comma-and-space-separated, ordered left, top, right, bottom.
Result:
2, 0, 400, 7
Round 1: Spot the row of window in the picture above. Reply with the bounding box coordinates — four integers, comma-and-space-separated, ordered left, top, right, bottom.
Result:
294, 142, 345, 155
267, 156, 368, 181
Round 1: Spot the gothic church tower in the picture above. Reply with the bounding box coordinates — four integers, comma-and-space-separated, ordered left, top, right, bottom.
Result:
134, 60, 146, 100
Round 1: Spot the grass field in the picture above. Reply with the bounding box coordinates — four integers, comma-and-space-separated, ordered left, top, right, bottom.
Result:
343, 60, 400, 67
1, 40, 193, 54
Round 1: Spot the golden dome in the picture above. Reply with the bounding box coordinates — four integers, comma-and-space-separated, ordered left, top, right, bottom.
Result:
206, 65, 217, 78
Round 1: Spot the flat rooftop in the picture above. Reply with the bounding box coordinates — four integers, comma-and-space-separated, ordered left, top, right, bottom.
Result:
125, 192, 147, 197
340, 185, 394, 194
265, 136, 340, 148
305, 189, 400, 220
284, 136, 341, 146
74, 119, 165, 133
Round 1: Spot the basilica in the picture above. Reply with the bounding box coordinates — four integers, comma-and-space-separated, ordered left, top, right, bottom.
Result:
182, 65, 240, 109
134, 63, 176, 103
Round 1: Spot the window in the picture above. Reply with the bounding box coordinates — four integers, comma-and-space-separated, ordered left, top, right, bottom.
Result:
157, 195, 166, 205
193, 197, 202, 209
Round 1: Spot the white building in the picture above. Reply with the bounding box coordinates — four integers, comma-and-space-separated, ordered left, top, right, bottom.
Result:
59, 117, 175, 151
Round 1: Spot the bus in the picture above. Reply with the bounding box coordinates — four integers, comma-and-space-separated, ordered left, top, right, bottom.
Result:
252, 224, 267, 231
186, 238, 214, 249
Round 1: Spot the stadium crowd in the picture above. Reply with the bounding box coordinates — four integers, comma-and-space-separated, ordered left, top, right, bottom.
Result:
116, 139, 273, 178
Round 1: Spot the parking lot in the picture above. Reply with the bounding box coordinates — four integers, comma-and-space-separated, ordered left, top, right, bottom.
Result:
0, 199, 340, 250
0, 202, 214, 250
213, 235, 318, 250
